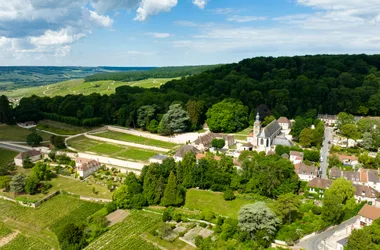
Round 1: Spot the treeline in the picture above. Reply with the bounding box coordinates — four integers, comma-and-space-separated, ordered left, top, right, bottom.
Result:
7, 54, 380, 132
84, 65, 220, 82
113, 152, 299, 211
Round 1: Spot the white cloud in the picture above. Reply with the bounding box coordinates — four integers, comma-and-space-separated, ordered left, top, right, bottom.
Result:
210, 8, 240, 15
124, 50, 154, 55
146, 32, 171, 38
227, 15, 267, 23
173, 20, 198, 27
29, 29, 85, 46
193, 0, 207, 10
91, 0, 140, 14
89, 10, 113, 28
135, 0, 178, 21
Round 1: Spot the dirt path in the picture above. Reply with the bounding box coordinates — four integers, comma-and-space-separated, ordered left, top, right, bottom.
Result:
0, 231, 19, 247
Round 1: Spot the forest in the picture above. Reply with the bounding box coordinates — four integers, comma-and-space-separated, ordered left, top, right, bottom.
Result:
3, 54, 380, 133
84, 65, 220, 82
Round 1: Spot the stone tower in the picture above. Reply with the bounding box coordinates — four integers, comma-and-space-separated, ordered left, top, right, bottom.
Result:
252, 113, 261, 147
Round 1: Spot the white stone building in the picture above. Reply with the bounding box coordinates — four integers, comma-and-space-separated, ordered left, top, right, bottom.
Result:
14, 150, 42, 167
76, 158, 101, 179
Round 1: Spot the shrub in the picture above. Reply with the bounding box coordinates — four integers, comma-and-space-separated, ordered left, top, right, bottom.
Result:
201, 209, 215, 222
173, 212, 182, 222
194, 235, 203, 247
223, 189, 235, 201
162, 210, 172, 222
199, 222, 207, 228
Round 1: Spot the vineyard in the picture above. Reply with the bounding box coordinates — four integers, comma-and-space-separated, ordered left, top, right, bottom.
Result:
0, 149, 17, 170
0, 194, 101, 229
0, 234, 51, 250
0, 222, 12, 239
85, 211, 160, 250
50, 202, 104, 235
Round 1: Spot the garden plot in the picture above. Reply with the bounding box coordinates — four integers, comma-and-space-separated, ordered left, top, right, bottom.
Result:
183, 227, 213, 245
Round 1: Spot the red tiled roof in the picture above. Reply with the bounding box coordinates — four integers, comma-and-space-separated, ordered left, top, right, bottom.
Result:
277, 117, 290, 124
359, 204, 380, 220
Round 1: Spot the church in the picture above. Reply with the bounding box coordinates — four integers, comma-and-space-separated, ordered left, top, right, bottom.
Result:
247, 113, 293, 152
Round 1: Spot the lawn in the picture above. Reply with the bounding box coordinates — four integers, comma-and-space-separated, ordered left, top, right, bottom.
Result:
234, 127, 252, 136
129, 78, 178, 88
85, 210, 161, 250
94, 131, 179, 149
184, 189, 256, 219
0, 125, 51, 142
67, 136, 159, 162
0, 148, 18, 170
50, 176, 113, 199
36, 120, 91, 135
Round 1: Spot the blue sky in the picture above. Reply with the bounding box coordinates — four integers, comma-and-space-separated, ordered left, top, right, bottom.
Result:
0, 0, 379, 66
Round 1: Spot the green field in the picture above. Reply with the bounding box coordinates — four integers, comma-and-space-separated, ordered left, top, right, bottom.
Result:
0, 149, 18, 170
85, 210, 160, 250
50, 176, 113, 199
0, 125, 51, 142
37, 120, 92, 135
67, 136, 159, 162
184, 189, 255, 219
0, 233, 51, 250
94, 131, 179, 149
0, 194, 102, 249
0, 78, 176, 99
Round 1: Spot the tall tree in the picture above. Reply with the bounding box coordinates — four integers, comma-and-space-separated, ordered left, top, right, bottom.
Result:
161, 171, 180, 207
9, 174, 26, 194
26, 132, 43, 147
137, 105, 156, 130
0, 95, 13, 124
273, 193, 301, 224
206, 99, 249, 133
340, 124, 361, 147
336, 112, 355, 129
186, 100, 205, 130
158, 104, 190, 135
238, 202, 280, 247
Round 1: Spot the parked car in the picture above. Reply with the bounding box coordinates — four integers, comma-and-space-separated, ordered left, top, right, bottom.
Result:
320, 156, 324, 162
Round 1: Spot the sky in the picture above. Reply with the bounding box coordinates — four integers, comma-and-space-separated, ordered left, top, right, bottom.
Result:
1, 0, 380, 66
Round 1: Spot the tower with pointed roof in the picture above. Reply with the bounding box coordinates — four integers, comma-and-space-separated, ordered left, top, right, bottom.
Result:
252, 113, 261, 147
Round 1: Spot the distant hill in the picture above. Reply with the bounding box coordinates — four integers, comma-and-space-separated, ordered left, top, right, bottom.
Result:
84, 65, 220, 82
0, 66, 154, 90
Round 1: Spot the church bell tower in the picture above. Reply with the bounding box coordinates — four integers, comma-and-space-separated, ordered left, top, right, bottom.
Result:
252, 113, 261, 147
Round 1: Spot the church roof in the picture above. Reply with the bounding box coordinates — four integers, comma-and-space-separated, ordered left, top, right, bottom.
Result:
258, 120, 281, 138
272, 137, 294, 147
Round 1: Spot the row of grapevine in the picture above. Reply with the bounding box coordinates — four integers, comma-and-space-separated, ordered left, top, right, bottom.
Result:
0, 234, 51, 250
85, 211, 161, 250
0, 222, 12, 239
50, 202, 104, 235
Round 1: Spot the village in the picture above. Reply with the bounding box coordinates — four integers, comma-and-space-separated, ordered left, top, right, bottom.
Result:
2, 111, 380, 250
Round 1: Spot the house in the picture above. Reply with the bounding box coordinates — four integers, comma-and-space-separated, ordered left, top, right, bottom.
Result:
241, 142, 253, 151
196, 153, 220, 161
149, 154, 169, 164
331, 154, 359, 167
272, 137, 294, 147
329, 167, 380, 192
295, 163, 319, 181
174, 145, 201, 162
308, 177, 380, 204
76, 158, 101, 179
290, 151, 304, 164
247, 113, 281, 152
318, 114, 337, 126
14, 150, 42, 167
355, 204, 380, 228
18, 121, 36, 128
354, 184, 379, 204
193, 133, 235, 151
336, 237, 349, 250
277, 117, 291, 130
307, 178, 333, 198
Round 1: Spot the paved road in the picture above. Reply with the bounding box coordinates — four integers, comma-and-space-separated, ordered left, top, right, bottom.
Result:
320, 127, 333, 179
297, 216, 357, 250
0, 142, 31, 152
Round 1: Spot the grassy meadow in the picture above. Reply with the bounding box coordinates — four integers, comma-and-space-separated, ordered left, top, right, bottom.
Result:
184, 189, 256, 219
94, 131, 179, 149
0, 125, 51, 142
36, 120, 92, 135
0, 78, 177, 99
0, 149, 18, 170
67, 136, 159, 162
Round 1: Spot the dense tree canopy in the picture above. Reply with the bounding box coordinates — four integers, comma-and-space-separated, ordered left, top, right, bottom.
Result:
11, 55, 380, 133
206, 99, 249, 133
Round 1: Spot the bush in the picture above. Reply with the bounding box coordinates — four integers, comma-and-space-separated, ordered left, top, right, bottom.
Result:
223, 189, 235, 201
173, 212, 182, 222
195, 235, 203, 247
105, 202, 117, 213
201, 209, 215, 222
162, 210, 172, 222
26, 132, 43, 147
199, 222, 207, 228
